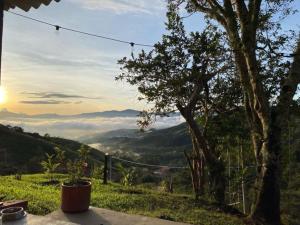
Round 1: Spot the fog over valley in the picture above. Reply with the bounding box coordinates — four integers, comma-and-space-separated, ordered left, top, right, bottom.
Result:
0, 108, 184, 139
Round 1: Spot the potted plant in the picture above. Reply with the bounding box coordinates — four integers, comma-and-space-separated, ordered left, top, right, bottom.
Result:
61, 145, 91, 213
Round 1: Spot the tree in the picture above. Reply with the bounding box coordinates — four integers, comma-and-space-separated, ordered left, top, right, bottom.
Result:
183, 0, 300, 224
117, 4, 241, 203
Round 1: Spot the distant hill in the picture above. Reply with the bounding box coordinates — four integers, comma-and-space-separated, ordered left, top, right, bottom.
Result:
78, 129, 144, 142
81, 123, 192, 166
76, 109, 140, 118
0, 108, 141, 119
0, 124, 104, 175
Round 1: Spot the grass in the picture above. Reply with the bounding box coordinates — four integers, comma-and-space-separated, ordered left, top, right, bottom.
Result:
281, 178, 300, 225
0, 174, 244, 225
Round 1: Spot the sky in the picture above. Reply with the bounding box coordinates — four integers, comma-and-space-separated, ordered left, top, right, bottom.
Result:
1, 0, 300, 115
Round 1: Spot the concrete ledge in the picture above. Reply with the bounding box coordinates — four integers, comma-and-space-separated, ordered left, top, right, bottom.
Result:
4, 214, 78, 225
46, 207, 191, 225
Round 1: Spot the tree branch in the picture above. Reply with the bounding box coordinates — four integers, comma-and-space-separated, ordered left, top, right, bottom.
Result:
191, 0, 227, 25
187, 60, 211, 110
207, 0, 225, 14
277, 39, 300, 118
235, 0, 249, 26
190, 0, 212, 14
249, 0, 262, 34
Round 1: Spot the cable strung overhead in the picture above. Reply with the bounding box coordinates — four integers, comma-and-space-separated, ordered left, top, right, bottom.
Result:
6, 11, 155, 48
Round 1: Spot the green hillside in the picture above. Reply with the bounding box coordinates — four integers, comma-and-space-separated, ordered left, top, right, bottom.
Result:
0, 124, 104, 175
81, 123, 192, 166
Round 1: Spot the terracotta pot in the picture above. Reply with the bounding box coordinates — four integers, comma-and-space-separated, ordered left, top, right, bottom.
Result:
61, 181, 91, 213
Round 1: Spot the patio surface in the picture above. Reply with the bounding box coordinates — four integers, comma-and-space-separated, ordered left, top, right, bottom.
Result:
46, 207, 191, 225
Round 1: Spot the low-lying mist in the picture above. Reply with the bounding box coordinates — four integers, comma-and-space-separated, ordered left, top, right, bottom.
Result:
0, 116, 184, 140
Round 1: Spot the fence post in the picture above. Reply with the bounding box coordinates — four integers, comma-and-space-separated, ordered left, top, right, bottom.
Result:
227, 148, 231, 204
103, 153, 109, 184
240, 143, 246, 214
109, 155, 112, 181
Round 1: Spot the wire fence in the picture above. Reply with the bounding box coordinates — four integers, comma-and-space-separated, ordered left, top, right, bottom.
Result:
95, 152, 260, 214
111, 156, 188, 169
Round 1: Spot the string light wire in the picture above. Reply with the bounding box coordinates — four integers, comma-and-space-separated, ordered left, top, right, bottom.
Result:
6, 11, 299, 57
6, 11, 154, 48
112, 156, 188, 169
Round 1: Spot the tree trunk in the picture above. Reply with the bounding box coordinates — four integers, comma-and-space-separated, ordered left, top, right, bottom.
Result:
184, 147, 205, 199
182, 110, 226, 204
226, 31, 281, 224
185, 130, 205, 199
191, 1, 300, 224
252, 40, 300, 225
251, 112, 281, 225
177, 103, 225, 204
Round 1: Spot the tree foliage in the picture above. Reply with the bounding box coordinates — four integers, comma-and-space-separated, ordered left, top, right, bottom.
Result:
117, 3, 244, 203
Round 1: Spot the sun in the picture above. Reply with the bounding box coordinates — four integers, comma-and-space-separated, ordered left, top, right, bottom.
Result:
0, 87, 6, 104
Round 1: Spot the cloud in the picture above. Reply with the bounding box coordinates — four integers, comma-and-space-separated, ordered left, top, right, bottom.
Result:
68, 0, 165, 15
20, 100, 70, 105
22, 92, 102, 100
0, 115, 184, 139
14, 51, 117, 70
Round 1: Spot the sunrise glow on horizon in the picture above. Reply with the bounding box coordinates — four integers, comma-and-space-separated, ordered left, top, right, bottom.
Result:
0, 86, 6, 104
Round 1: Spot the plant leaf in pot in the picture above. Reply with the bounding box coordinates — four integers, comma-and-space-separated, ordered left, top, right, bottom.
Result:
61, 145, 92, 213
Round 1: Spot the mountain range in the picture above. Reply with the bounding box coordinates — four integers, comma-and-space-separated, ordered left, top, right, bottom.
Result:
0, 108, 141, 119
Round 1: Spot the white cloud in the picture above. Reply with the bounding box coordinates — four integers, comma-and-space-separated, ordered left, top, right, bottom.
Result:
68, 0, 166, 15
0, 115, 184, 139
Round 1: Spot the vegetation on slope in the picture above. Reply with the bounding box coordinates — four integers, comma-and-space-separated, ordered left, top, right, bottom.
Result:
0, 124, 104, 174
81, 123, 192, 166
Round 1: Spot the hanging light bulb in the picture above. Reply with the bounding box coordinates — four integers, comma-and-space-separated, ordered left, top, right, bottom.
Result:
130, 42, 135, 59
